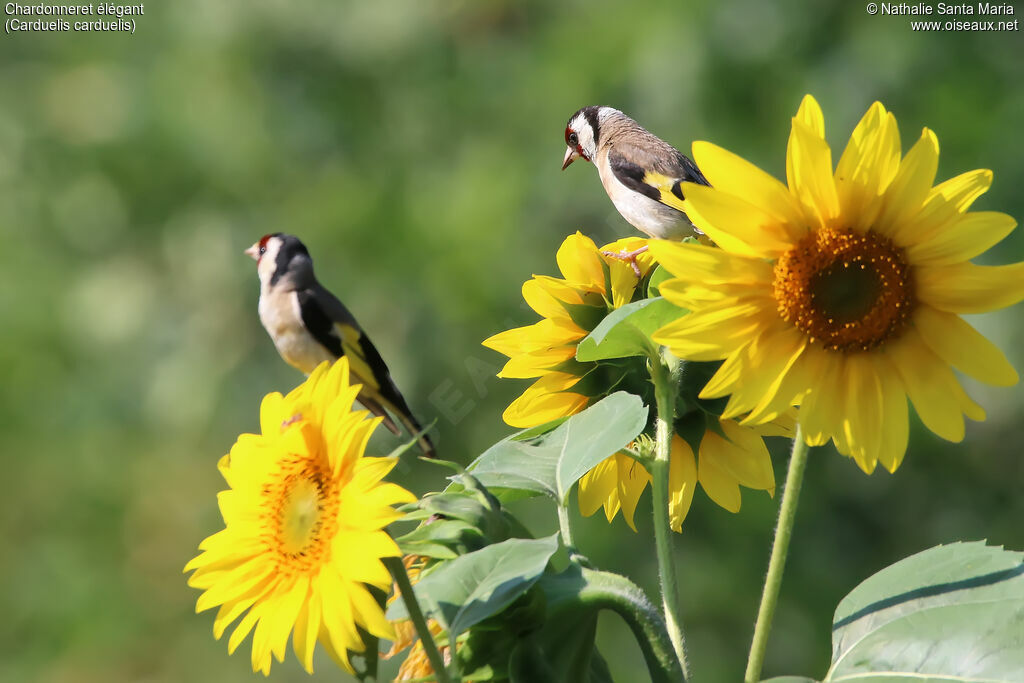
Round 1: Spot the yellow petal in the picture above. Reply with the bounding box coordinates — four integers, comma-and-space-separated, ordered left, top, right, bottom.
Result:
649, 240, 775, 285
913, 306, 1018, 386
691, 140, 804, 235
842, 354, 883, 473
522, 278, 575, 320
668, 437, 697, 532
696, 449, 741, 513
835, 103, 901, 231
713, 326, 807, 419
578, 457, 620, 518
906, 211, 1017, 267
793, 94, 825, 137
502, 373, 587, 428
916, 261, 1024, 314
713, 420, 776, 491
348, 582, 395, 640
681, 184, 794, 258
616, 454, 652, 531
798, 351, 845, 447
876, 355, 909, 473
929, 168, 992, 213
292, 590, 322, 673
498, 346, 578, 379
557, 232, 604, 290
876, 128, 939, 242
885, 330, 968, 442
787, 119, 840, 230
484, 318, 584, 357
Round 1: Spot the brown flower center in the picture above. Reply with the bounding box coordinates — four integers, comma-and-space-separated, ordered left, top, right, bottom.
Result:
261, 433, 339, 574
773, 228, 914, 352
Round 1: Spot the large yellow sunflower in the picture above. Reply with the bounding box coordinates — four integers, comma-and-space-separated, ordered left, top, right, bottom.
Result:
482, 231, 654, 428
579, 421, 789, 532
651, 95, 1023, 473
185, 358, 416, 675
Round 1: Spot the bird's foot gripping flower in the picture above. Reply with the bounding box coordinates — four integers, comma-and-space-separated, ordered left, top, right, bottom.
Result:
651, 94, 1024, 474
184, 358, 415, 676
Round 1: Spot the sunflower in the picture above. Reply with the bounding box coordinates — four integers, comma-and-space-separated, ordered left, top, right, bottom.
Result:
651, 95, 1023, 473
483, 231, 654, 428
185, 358, 416, 675
579, 421, 789, 532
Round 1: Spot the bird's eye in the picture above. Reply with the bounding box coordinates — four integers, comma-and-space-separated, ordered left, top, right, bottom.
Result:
568, 132, 579, 147
259, 246, 266, 255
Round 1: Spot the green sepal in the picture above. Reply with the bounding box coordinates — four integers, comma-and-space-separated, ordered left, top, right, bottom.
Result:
559, 301, 609, 334
508, 635, 558, 683
673, 409, 707, 456
676, 358, 727, 417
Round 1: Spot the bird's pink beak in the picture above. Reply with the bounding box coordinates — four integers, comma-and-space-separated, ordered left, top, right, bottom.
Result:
562, 146, 580, 171
244, 244, 260, 261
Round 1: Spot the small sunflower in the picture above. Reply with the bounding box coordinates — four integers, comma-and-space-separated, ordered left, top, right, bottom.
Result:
185, 358, 416, 675
651, 95, 1024, 473
483, 231, 654, 428
579, 420, 789, 532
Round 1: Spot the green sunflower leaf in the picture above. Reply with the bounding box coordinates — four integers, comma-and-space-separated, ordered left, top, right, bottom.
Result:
386, 535, 560, 639
645, 265, 673, 298
576, 297, 683, 362
468, 392, 648, 504
822, 541, 1024, 680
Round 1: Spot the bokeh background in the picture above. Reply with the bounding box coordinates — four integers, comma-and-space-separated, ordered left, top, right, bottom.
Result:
2, 1, 1022, 681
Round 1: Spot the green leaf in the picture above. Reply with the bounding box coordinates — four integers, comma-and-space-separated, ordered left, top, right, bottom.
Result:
469, 392, 648, 504
387, 535, 560, 638
824, 541, 1024, 680
645, 265, 673, 299
395, 519, 482, 559
763, 678, 817, 682
575, 297, 682, 362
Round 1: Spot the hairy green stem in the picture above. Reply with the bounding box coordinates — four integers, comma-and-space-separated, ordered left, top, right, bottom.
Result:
744, 424, 810, 683
384, 556, 453, 683
649, 351, 689, 680
557, 499, 576, 550
545, 566, 685, 683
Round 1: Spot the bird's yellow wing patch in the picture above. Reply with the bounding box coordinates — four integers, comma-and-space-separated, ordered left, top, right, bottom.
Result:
642, 171, 688, 213
335, 323, 381, 391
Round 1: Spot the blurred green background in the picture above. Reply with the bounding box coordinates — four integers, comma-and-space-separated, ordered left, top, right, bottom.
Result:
2, 1, 1022, 681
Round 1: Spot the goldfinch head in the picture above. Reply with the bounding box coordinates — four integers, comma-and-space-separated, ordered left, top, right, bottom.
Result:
245, 233, 312, 287
562, 105, 610, 170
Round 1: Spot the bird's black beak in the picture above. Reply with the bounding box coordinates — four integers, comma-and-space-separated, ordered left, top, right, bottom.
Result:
562, 146, 579, 170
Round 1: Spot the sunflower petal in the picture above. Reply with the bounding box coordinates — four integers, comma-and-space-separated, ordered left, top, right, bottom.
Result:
906, 211, 1017, 266
917, 262, 1024, 314
787, 119, 840, 230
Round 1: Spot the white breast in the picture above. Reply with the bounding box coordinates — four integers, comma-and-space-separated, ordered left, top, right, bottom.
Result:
258, 288, 334, 375
596, 152, 696, 240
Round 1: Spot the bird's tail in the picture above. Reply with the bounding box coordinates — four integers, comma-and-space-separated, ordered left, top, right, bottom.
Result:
357, 386, 437, 459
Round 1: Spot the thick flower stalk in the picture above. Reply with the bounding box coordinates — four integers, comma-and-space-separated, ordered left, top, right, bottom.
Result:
184, 358, 415, 675
651, 95, 1023, 473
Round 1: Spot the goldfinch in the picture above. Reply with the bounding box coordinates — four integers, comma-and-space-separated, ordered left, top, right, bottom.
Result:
562, 106, 711, 271
246, 233, 436, 458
